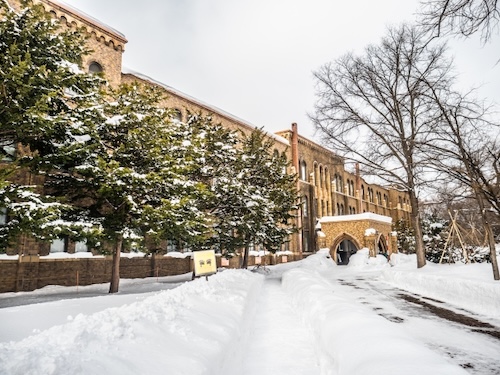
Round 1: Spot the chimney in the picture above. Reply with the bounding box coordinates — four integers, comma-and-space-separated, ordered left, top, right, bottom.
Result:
291, 123, 299, 175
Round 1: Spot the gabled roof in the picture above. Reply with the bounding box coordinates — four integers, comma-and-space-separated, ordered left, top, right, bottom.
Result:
122, 67, 290, 147
43, 0, 127, 44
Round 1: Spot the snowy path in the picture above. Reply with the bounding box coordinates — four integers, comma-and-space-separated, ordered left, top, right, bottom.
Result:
324, 269, 500, 375
221, 275, 324, 375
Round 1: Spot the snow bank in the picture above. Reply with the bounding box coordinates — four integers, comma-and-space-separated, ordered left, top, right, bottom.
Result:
0, 270, 264, 375
348, 248, 390, 268
299, 248, 337, 270
381, 254, 500, 317
282, 256, 468, 375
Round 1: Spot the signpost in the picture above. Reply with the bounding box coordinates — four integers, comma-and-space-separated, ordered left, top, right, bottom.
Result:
193, 250, 217, 279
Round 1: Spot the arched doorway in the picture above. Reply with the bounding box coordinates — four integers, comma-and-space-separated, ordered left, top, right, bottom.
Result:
330, 234, 361, 265
377, 234, 389, 257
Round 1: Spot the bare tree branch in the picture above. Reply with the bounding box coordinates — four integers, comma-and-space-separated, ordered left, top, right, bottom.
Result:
420, 0, 500, 43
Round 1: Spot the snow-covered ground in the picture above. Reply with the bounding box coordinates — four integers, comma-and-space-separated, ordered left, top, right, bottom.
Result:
1, 249, 499, 375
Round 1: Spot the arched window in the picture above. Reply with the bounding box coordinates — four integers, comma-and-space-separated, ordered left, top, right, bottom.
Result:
300, 160, 307, 181
89, 61, 103, 73
313, 163, 319, 186
336, 174, 343, 193
172, 108, 182, 122
319, 166, 323, 188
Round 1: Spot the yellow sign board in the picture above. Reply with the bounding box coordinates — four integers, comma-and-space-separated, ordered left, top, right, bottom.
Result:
193, 250, 217, 277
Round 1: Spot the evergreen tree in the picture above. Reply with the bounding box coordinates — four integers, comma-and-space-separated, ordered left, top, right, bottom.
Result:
41, 84, 208, 292
210, 128, 298, 268
394, 219, 416, 254
422, 213, 448, 263
0, 0, 102, 249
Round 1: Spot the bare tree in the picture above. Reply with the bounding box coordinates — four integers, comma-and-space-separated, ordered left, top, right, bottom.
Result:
310, 24, 455, 268
424, 86, 500, 279
420, 0, 500, 42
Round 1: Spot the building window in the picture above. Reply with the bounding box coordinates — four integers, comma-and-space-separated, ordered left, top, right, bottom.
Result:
89, 61, 103, 73
314, 163, 319, 186
0, 207, 7, 225
50, 237, 67, 253
75, 240, 89, 253
303, 196, 308, 217
166, 239, 178, 252
172, 108, 182, 123
1, 138, 16, 161
300, 161, 307, 181
335, 174, 344, 193
347, 179, 355, 196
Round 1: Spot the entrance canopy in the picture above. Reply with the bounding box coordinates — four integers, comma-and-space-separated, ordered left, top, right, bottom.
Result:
319, 213, 396, 264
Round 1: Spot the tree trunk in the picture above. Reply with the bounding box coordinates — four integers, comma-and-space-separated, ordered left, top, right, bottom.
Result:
476, 193, 500, 280
409, 193, 426, 268
109, 235, 122, 293
241, 243, 250, 269
485, 221, 500, 280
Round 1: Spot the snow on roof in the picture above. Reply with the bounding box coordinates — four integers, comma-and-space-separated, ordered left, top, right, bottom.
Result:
320, 212, 393, 224
122, 67, 290, 147
44, 0, 127, 43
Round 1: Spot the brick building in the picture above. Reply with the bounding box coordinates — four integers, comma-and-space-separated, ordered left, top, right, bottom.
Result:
1, 0, 411, 291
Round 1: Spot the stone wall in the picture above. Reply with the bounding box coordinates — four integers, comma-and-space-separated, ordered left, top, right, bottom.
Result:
0, 253, 300, 293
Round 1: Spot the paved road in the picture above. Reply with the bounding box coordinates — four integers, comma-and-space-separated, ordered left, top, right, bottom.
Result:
323, 270, 500, 375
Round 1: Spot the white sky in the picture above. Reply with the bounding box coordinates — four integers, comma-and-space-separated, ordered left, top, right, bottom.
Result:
68, 0, 500, 141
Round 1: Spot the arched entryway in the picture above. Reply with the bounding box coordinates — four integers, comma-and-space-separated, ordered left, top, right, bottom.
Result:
330, 234, 362, 265
377, 234, 389, 256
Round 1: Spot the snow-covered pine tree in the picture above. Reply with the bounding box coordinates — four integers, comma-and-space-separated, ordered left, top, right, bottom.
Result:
394, 219, 416, 254
422, 213, 448, 263
173, 113, 242, 255
42, 83, 210, 293
210, 128, 298, 268
0, 0, 103, 250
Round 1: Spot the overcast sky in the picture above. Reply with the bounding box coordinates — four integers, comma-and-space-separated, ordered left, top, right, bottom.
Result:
68, 0, 500, 141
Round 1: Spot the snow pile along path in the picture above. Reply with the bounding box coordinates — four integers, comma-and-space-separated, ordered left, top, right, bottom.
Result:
381, 254, 500, 317
0, 270, 264, 375
282, 264, 468, 375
